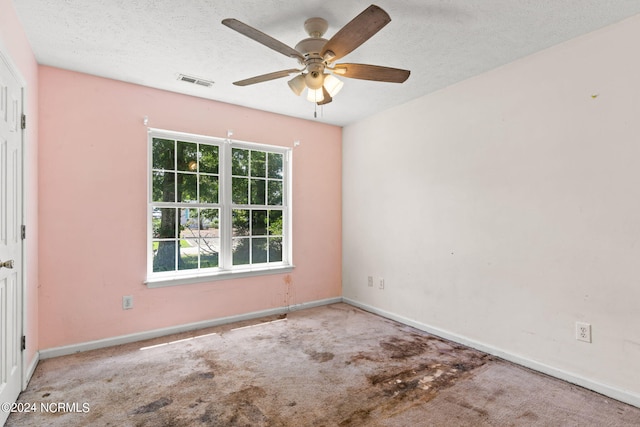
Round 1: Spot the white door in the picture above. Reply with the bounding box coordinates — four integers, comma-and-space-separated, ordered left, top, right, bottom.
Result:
0, 51, 23, 426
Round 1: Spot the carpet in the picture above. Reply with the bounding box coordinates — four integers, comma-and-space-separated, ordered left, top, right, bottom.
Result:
6, 303, 640, 426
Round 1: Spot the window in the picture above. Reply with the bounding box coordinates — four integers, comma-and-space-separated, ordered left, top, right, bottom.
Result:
147, 129, 292, 287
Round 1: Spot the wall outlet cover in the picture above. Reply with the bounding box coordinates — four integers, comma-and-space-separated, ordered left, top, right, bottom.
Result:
123, 295, 134, 310
576, 321, 591, 343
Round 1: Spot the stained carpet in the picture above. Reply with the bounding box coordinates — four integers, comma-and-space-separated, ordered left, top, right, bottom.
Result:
6, 303, 640, 426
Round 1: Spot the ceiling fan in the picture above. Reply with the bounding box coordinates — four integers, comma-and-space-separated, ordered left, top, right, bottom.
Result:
222, 4, 410, 106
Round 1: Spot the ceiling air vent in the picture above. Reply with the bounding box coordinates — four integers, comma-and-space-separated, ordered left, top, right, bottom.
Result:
177, 74, 214, 88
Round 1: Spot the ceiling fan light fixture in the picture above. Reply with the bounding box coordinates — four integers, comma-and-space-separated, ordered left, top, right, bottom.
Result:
306, 88, 324, 103
323, 74, 344, 97
287, 74, 306, 96
304, 70, 325, 90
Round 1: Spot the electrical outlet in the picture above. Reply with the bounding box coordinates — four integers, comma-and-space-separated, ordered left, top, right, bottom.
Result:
576, 322, 591, 343
367, 276, 373, 287
379, 278, 384, 290
123, 295, 134, 310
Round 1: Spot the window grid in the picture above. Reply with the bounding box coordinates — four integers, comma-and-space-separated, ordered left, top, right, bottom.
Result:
231, 209, 284, 266
150, 137, 221, 274
148, 130, 291, 281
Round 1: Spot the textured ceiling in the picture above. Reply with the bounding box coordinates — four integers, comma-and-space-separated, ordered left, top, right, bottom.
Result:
13, 1, 640, 126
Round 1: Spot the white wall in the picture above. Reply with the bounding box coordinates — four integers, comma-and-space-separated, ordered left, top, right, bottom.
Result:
343, 14, 640, 406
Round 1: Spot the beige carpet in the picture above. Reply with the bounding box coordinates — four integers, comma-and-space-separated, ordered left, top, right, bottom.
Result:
6, 303, 640, 426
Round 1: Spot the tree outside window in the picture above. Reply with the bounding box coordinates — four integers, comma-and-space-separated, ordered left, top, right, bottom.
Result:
148, 131, 290, 280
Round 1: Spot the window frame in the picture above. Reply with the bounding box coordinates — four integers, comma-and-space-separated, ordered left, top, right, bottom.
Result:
145, 128, 293, 288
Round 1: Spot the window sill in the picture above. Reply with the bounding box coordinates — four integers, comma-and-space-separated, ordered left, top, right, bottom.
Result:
145, 265, 295, 288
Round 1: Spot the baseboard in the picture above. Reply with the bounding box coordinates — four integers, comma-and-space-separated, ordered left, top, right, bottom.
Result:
343, 297, 640, 409
40, 297, 342, 360
23, 352, 39, 389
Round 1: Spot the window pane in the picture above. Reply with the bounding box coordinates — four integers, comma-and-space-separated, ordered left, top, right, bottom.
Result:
268, 152, 283, 179
232, 238, 250, 265
199, 175, 219, 204
268, 180, 283, 205
252, 210, 267, 236
201, 208, 219, 234
180, 208, 199, 238
269, 237, 283, 262
152, 171, 175, 202
199, 144, 218, 174
251, 151, 266, 177
153, 208, 177, 238
232, 209, 250, 237
152, 138, 174, 170
200, 207, 219, 268
250, 179, 266, 205
200, 238, 219, 268
177, 173, 197, 202
177, 141, 198, 172
268, 210, 283, 235
179, 239, 198, 270
232, 148, 249, 176
153, 240, 176, 272
252, 238, 268, 263
232, 177, 249, 204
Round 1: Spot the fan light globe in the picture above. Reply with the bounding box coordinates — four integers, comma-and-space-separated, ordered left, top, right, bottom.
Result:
288, 75, 306, 96
324, 74, 344, 97
306, 88, 324, 103
305, 71, 324, 90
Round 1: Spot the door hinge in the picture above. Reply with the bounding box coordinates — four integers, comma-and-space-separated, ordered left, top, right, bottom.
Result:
21, 114, 26, 130
21, 335, 26, 351
21, 225, 26, 240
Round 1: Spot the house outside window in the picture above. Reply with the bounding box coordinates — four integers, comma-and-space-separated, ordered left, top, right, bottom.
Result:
146, 129, 292, 287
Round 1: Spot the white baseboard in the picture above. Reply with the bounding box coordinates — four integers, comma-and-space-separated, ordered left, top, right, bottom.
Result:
40, 297, 342, 360
343, 297, 640, 409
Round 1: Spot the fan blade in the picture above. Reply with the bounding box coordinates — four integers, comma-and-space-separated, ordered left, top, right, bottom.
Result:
321, 5, 391, 61
332, 63, 410, 83
222, 18, 303, 61
317, 86, 332, 105
233, 69, 301, 86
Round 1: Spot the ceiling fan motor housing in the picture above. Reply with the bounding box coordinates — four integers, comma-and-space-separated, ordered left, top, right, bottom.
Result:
295, 38, 327, 59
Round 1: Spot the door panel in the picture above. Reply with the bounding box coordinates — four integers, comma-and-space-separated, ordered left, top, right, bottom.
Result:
0, 52, 23, 426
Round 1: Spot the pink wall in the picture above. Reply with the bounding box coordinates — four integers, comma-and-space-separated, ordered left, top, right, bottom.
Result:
0, 0, 40, 370
38, 66, 342, 348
